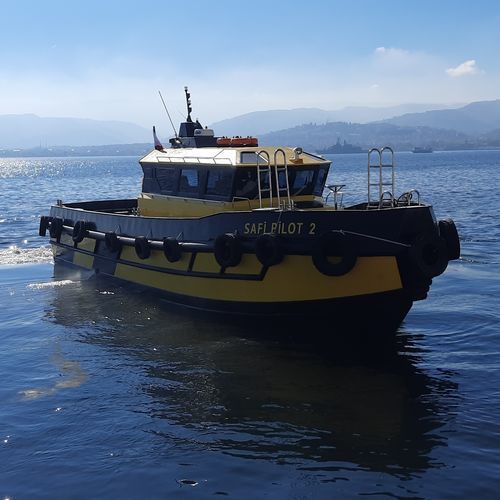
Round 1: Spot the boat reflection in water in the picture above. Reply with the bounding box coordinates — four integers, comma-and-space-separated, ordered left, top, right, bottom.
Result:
48, 265, 457, 479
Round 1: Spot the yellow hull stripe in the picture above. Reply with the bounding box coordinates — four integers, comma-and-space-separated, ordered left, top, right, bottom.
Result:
73, 238, 95, 269
114, 253, 402, 302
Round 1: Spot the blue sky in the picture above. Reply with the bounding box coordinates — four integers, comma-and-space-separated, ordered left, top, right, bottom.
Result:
1, 0, 499, 126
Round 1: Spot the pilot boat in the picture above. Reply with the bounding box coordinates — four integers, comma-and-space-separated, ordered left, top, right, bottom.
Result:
39, 88, 460, 333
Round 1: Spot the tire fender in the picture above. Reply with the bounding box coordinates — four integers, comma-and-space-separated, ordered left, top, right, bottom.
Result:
312, 231, 357, 276
72, 220, 89, 243
438, 218, 460, 261
255, 233, 284, 267
104, 232, 121, 253
409, 232, 448, 278
134, 236, 151, 260
49, 217, 63, 240
214, 233, 242, 268
163, 237, 182, 263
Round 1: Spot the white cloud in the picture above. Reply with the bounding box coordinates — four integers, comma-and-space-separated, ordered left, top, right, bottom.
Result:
374, 47, 411, 59
446, 60, 479, 78
372, 46, 433, 74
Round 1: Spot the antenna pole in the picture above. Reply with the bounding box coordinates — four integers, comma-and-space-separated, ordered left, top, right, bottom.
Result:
184, 86, 193, 122
158, 90, 178, 138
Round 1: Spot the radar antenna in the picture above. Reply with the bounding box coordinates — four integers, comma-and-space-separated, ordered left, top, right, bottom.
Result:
184, 86, 193, 123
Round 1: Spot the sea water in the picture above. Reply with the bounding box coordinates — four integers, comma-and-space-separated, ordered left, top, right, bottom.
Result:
0, 151, 499, 498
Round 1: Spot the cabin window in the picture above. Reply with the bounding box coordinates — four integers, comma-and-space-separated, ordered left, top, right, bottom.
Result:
206, 169, 234, 199
240, 152, 267, 164
156, 167, 178, 193
179, 168, 200, 194
313, 167, 329, 196
234, 168, 259, 199
277, 170, 289, 190
141, 164, 156, 192
291, 169, 315, 195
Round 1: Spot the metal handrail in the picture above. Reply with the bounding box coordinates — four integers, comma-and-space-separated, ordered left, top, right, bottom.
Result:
367, 146, 396, 208
381, 146, 395, 198
379, 190, 395, 209
367, 148, 382, 204
273, 148, 291, 209
256, 150, 271, 209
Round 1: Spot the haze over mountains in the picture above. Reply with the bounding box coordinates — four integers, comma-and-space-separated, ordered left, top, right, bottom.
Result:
1, 100, 500, 153
381, 100, 500, 135
0, 114, 151, 149
209, 103, 460, 137
241, 100, 500, 151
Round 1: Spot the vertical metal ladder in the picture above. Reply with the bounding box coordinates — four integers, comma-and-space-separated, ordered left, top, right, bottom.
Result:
256, 149, 291, 209
367, 146, 395, 208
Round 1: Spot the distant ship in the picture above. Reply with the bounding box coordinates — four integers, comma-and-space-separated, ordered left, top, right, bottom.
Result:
322, 138, 365, 154
412, 146, 433, 153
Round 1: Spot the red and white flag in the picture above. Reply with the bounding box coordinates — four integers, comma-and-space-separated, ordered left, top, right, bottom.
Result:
153, 126, 164, 151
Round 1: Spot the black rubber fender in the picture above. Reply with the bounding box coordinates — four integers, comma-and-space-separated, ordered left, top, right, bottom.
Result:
438, 218, 460, 261
39, 216, 50, 237
255, 233, 284, 267
163, 237, 182, 263
214, 233, 242, 268
312, 231, 357, 276
409, 232, 448, 278
72, 220, 89, 243
49, 217, 63, 240
104, 232, 121, 253
134, 236, 151, 260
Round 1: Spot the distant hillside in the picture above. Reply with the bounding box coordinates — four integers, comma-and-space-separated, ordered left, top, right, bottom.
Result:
259, 122, 469, 152
210, 103, 452, 137
382, 100, 500, 135
0, 114, 151, 148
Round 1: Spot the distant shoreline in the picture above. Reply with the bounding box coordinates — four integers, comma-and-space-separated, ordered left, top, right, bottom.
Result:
1, 145, 500, 159
0, 143, 151, 158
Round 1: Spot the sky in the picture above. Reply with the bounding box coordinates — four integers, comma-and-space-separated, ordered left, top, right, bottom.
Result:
1, 0, 500, 128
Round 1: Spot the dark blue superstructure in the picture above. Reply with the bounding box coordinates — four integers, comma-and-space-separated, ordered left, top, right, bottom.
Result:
169, 87, 218, 148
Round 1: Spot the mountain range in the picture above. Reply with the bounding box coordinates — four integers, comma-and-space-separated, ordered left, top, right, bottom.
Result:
209, 103, 460, 137
1, 100, 500, 152
381, 100, 500, 135
0, 114, 151, 149
256, 100, 500, 151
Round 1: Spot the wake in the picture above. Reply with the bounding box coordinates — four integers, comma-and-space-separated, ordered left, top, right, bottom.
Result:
0, 245, 53, 265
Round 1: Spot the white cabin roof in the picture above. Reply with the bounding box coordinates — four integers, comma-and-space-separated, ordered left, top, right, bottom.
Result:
140, 146, 329, 168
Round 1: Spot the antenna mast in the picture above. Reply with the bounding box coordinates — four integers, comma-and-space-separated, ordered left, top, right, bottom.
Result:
184, 86, 193, 122
158, 90, 178, 138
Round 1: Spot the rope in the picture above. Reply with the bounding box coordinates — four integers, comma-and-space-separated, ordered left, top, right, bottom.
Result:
332, 229, 411, 248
